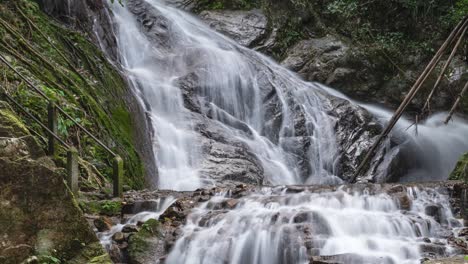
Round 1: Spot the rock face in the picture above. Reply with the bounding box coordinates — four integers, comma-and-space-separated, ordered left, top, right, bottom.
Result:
281, 36, 349, 83
200, 9, 268, 48
36, 0, 158, 189
423, 256, 468, 264
0, 102, 111, 263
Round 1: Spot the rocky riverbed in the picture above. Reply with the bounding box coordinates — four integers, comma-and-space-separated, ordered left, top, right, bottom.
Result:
83, 181, 468, 264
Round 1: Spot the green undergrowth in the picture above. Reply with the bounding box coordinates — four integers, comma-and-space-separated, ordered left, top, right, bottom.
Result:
194, 0, 258, 11
450, 152, 468, 182
79, 200, 122, 216
0, 0, 145, 188
196, 0, 466, 64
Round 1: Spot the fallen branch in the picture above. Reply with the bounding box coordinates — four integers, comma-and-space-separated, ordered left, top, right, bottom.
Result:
445, 81, 468, 124
352, 17, 468, 181
421, 24, 467, 116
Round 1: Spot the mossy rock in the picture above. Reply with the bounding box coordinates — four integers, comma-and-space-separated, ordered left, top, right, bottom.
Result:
0, 0, 147, 189
0, 107, 29, 137
68, 242, 112, 264
127, 219, 165, 264
449, 152, 468, 182
0, 157, 108, 263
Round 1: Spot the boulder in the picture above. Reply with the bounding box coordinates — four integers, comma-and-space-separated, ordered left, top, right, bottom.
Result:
127, 219, 166, 264
200, 9, 268, 48
94, 217, 113, 232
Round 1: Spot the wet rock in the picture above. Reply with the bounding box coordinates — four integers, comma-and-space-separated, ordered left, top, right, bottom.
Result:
425, 205, 442, 223
327, 95, 404, 183
127, 219, 166, 264
281, 36, 349, 82
395, 193, 412, 210
200, 9, 268, 48
122, 200, 161, 215
420, 243, 447, 256
423, 256, 468, 264
93, 217, 113, 232
122, 225, 139, 233
222, 199, 239, 209
112, 232, 125, 243
109, 243, 122, 263
311, 253, 393, 264
458, 228, 468, 237
448, 236, 468, 253
198, 195, 211, 202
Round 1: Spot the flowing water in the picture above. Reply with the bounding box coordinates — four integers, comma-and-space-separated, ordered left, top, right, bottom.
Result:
97, 0, 468, 263
167, 186, 462, 264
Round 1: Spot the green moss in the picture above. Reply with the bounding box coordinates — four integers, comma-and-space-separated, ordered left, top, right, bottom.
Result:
68, 242, 112, 264
139, 219, 161, 237
0, 0, 146, 188
79, 200, 122, 216
449, 152, 468, 182
128, 219, 161, 259
0, 108, 29, 136
194, 0, 258, 11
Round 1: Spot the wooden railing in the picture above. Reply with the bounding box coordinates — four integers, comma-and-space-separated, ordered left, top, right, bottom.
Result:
0, 54, 123, 197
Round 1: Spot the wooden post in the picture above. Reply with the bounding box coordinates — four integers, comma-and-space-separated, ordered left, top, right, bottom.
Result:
113, 155, 123, 198
67, 147, 79, 195
461, 189, 468, 225
47, 103, 58, 156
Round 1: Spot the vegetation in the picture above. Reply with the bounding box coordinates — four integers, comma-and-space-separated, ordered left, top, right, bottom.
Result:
0, 0, 146, 189
79, 200, 122, 216
449, 152, 468, 182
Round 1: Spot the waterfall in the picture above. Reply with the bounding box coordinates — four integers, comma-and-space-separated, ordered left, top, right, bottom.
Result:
109, 0, 370, 190
99, 0, 468, 263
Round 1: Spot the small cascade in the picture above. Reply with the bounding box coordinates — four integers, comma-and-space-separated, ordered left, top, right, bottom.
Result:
98, 196, 175, 248
166, 187, 463, 264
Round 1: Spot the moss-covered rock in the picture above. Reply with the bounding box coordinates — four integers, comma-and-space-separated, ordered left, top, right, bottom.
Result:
0, 106, 29, 137
0, 0, 148, 189
0, 156, 110, 263
127, 219, 166, 264
450, 153, 468, 182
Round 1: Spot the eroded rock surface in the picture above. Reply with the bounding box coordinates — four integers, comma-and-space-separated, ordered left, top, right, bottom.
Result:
200, 9, 268, 48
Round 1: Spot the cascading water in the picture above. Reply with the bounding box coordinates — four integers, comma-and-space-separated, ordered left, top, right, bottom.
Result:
98, 0, 468, 263
109, 0, 349, 189
318, 83, 468, 182
166, 186, 462, 264
108, 0, 468, 190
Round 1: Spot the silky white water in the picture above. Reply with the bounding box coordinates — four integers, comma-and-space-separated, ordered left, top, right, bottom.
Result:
100, 0, 468, 263
166, 187, 461, 264
318, 83, 468, 182
98, 196, 175, 248
109, 0, 346, 190
108, 0, 468, 190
